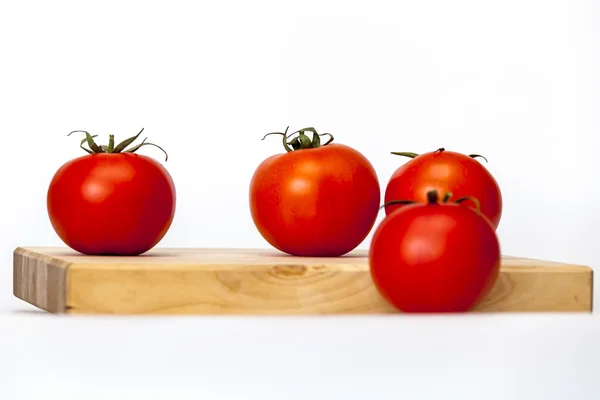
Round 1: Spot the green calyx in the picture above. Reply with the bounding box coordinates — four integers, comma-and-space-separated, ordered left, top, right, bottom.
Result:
261, 126, 335, 152
382, 189, 481, 212
67, 128, 169, 161
391, 147, 488, 163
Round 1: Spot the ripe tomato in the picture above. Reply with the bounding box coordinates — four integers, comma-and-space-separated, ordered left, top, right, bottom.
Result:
370, 190, 500, 313
384, 148, 503, 230
249, 127, 381, 257
47, 129, 176, 256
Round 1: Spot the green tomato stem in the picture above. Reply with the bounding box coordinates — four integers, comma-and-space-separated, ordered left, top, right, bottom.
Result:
391, 148, 489, 163
426, 190, 439, 204
108, 135, 115, 152
67, 128, 169, 161
262, 126, 335, 152
382, 189, 482, 213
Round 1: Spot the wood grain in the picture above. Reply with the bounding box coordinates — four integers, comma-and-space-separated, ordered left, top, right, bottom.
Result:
13, 247, 593, 314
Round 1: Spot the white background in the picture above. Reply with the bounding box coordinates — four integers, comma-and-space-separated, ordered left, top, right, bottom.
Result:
1, 0, 599, 398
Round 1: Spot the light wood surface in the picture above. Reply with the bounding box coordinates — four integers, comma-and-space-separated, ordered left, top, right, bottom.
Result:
13, 247, 593, 314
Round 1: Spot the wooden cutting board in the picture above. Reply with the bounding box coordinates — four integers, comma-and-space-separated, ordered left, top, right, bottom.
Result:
13, 247, 593, 314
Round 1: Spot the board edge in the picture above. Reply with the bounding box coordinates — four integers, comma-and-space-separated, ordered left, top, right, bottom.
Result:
13, 246, 70, 313
590, 267, 594, 313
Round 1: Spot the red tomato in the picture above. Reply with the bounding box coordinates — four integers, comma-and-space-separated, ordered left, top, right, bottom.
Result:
47, 129, 176, 256
250, 127, 380, 257
370, 190, 500, 313
384, 148, 503, 230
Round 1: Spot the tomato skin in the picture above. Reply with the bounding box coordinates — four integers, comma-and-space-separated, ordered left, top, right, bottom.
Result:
384, 149, 503, 229
47, 153, 176, 256
369, 200, 500, 313
250, 143, 381, 257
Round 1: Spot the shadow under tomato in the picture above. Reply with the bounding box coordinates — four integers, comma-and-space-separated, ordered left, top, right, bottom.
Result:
61, 252, 182, 258
264, 253, 366, 259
